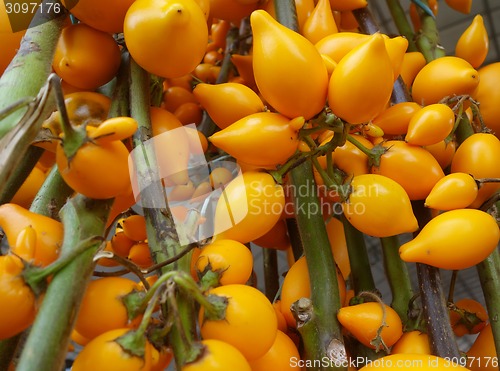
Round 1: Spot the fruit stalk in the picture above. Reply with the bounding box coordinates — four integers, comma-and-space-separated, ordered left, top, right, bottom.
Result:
129, 56, 198, 368
0, 1, 67, 138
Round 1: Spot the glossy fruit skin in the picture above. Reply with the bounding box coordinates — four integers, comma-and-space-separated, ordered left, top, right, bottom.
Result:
471, 62, 500, 137
445, 0, 471, 14
449, 298, 488, 336
199, 284, 278, 360
399, 209, 500, 270
280, 256, 346, 327
315, 32, 369, 63
209, 112, 301, 167
72, 328, 152, 371
400, 52, 426, 88
251, 10, 329, 120
333, 134, 374, 177
0, 203, 63, 267
74, 277, 142, 340
302, 0, 338, 44
405, 104, 455, 146
0, 255, 37, 340
423, 140, 456, 169
328, 33, 393, 124
455, 15, 489, 68
121, 215, 148, 242
372, 141, 445, 200
337, 302, 403, 349
193, 83, 264, 129
252, 219, 290, 250
182, 339, 251, 371
248, 330, 301, 371
467, 324, 498, 371
11, 166, 46, 209
195, 239, 253, 285
372, 102, 421, 136
358, 354, 470, 371
450, 133, 500, 208
56, 137, 131, 200
425, 173, 478, 210
89, 117, 138, 144
61, 0, 135, 33
391, 330, 431, 355
213, 171, 285, 244
124, 0, 208, 78
53, 24, 121, 90
411, 56, 479, 105
343, 174, 418, 238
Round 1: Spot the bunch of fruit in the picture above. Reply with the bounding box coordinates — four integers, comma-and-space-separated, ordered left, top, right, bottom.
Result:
0, 0, 499, 370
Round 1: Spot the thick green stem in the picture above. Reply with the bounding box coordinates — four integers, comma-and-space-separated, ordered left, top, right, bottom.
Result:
385, 0, 417, 51
340, 214, 376, 293
129, 56, 198, 368
30, 166, 72, 220
285, 218, 304, 261
16, 195, 112, 371
290, 161, 346, 371
477, 250, 500, 361
415, 1, 446, 62
274, 0, 299, 32
380, 236, 413, 325
263, 248, 279, 302
0, 1, 66, 139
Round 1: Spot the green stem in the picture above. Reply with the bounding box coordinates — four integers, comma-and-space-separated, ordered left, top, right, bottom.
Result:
0, 1, 66, 139
263, 248, 279, 302
415, 1, 446, 63
477, 249, 500, 362
29, 166, 73, 220
274, 0, 299, 32
380, 236, 414, 325
290, 161, 346, 371
16, 195, 112, 371
129, 56, 198, 368
385, 0, 417, 51
285, 218, 304, 261
340, 214, 376, 293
